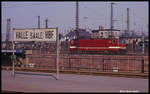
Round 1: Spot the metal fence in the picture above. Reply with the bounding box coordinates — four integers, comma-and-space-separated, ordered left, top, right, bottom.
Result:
58, 55, 149, 74
8, 54, 148, 74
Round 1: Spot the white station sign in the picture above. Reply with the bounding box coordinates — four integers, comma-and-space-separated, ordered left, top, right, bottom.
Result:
14, 28, 57, 41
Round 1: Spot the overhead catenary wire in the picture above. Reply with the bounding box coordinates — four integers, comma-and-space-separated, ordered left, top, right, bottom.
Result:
2, 2, 54, 8
2, 2, 77, 8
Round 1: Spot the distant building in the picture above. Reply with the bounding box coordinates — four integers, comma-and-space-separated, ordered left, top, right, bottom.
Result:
120, 30, 149, 44
91, 26, 120, 39
64, 28, 91, 40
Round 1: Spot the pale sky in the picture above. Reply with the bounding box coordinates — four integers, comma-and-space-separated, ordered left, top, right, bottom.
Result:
1, 1, 149, 41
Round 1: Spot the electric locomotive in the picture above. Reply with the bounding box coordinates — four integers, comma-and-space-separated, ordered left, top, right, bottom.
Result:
69, 38, 127, 54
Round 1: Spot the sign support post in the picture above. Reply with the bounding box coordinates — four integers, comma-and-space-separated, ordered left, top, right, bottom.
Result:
12, 28, 15, 77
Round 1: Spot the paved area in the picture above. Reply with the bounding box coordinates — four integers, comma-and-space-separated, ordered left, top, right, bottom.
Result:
2, 70, 148, 93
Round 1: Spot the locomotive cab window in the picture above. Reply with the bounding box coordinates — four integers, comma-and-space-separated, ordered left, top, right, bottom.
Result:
112, 39, 116, 44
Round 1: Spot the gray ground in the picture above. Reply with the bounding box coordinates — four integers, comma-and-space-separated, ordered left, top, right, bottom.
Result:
2, 70, 148, 93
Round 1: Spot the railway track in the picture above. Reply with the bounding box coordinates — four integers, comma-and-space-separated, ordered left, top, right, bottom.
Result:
2, 66, 148, 78
68, 53, 147, 56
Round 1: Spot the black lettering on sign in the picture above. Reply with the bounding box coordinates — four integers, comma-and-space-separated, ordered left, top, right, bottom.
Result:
35, 32, 38, 38
29, 32, 44, 39
39, 32, 44, 39
30, 32, 33, 39
16, 31, 28, 39
30, 32, 37, 39
45, 31, 54, 39
33, 32, 36, 39
24, 31, 28, 39
16, 32, 20, 39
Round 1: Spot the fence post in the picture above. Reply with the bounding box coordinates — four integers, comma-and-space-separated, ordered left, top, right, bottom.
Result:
68, 55, 71, 70
128, 56, 129, 72
102, 58, 104, 72
141, 59, 144, 73
79, 58, 81, 73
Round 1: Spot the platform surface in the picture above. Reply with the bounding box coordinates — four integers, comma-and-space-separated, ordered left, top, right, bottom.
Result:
2, 70, 148, 93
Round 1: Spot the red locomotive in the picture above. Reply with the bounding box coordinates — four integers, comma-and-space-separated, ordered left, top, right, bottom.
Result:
69, 38, 127, 54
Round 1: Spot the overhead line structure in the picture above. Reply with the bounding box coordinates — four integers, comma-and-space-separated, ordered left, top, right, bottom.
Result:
6, 18, 11, 50
76, 1, 79, 40
110, 2, 114, 39
127, 8, 130, 36
38, 16, 40, 29
76, 1, 79, 54
45, 18, 48, 29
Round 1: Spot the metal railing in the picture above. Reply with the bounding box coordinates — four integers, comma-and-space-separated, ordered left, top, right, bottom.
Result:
16, 55, 148, 74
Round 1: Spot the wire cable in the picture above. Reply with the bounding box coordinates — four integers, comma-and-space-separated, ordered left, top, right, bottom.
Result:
2, 3, 51, 8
